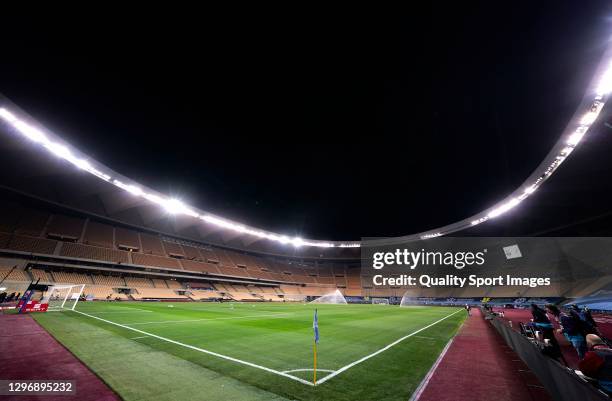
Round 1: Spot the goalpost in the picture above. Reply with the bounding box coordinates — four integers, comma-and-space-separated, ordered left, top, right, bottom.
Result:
42, 284, 86, 311
371, 298, 390, 305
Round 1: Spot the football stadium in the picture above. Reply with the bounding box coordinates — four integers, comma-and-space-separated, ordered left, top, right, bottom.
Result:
2, 4, 612, 401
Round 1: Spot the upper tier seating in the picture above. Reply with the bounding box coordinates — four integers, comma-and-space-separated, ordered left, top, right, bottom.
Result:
60, 242, 130, 264
115, 228, 140, 250
15, 209, 49, 237
132, 253, 181, 269
0, 232, 10, 249
180, 259, 220, 274
0, 201, 22, 233
83, 221, 114, 248
162, 241, 184, 258
2, 208, 356, 289
140, 233, 165, 256
46, 215, 85, 239
181, 244, 202, 260
5, 235, 57, 255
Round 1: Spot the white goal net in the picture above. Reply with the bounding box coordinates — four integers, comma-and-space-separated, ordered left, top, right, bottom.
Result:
42, 284, 85, 311
371, 298, 390, 305
309, 289, 347, 305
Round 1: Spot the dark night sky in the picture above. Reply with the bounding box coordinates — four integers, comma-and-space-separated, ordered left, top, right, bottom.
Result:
2, 3, 612, 241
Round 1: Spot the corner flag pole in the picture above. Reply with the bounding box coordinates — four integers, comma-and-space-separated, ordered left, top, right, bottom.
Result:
313, 337, 317, 385
313, 308, 319, 385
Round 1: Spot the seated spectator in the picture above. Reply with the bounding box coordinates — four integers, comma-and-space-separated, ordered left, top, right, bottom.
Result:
579, 334, 612, 394
546, 304, 587, 359
578, 306, 600, 336
529, 304, 561, 357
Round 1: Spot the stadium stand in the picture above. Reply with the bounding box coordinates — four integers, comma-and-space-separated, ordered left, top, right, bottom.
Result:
165, 279, 182, 289
152, 278, 168, 288
180, 259, 220, 274
92, 274, 126, 287
46, 214, 85, 240
115, 227, 140, 250
188, 289, 225, 300
60, 242, 130, 264
0, 202, 21, 233
83, 221, 114, 248
0, 265, 29, 282
0, 232, 9, 249
83, 285, 115, 300
5, 234, 57, 254
131, 288, 188, 300
30, 268, 53, 283
162, 240, 184, 258
14, 209, 49, 237
140, 233, 165, 256
124, 276, 154, 288
4, 202, 608, 309
181, 244, 202, 260
132, 253, 182, 269
52, 271, 93, 285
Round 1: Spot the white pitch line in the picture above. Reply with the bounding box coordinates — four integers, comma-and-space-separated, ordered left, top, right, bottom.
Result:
125, 313, 293, 326
409, 337, 455, 401
69, 309, 314, 387
315, 308, 464, 385
283, 368, 335, 373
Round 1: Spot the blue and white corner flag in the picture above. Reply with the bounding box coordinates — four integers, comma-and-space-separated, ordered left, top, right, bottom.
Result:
313, 309, 319, 344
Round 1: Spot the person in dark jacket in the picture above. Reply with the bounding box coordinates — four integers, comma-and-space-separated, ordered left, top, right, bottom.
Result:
530, 304, 561, 355
547, 304, 587, 359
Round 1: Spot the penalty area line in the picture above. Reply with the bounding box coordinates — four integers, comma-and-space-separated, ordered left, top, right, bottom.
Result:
315, 308, 464, 385
69, 309, 315, 387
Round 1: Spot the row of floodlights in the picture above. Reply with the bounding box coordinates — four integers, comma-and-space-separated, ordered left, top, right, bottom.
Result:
417, 61, 612, 239
0, 107, 360, 249
1, 61, 610, 247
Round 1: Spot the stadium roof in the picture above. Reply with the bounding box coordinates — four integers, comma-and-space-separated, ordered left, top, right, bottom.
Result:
2, 36, 612, 253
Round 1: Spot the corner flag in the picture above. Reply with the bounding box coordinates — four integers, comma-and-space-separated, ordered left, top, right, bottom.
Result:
313, 309, 320, 344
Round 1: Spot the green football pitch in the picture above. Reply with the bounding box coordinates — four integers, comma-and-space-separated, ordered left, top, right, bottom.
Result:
33, 302, 465, 401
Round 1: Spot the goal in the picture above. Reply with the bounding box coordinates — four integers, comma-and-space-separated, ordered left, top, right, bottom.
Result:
371, 298, 390, 305
42, 284, 85, 311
